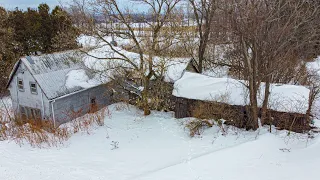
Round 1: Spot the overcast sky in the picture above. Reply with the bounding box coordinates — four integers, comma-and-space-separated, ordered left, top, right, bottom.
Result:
0, 0, 72, 10
0, 0, 150, 11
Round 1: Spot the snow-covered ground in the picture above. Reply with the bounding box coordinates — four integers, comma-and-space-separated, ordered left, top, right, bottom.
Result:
1, 102, 320, 180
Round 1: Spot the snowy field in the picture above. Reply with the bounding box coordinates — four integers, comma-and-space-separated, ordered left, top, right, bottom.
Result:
1, 102, 320, 180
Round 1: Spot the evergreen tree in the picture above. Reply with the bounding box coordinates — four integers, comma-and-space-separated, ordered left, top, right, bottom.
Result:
0, 7, 18, 94
8, 8, 26, 54
25, 8, 42, 54
51, 5, 79, 51
38, 3, 53, 52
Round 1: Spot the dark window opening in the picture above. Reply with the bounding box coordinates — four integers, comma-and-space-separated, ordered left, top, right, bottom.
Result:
18, 78, 24, 91
91, 97, 96, 105
30, 82, 37, 94
90, 97, 97, 113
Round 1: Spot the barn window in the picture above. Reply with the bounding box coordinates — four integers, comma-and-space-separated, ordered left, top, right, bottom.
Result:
30, 82, 37, 94
17, 78, 24, 91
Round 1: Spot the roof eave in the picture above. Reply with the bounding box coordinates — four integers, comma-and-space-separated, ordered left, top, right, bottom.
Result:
6, 59, 21, 89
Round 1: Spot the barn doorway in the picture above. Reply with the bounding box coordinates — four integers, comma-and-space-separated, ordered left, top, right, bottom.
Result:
19, 105, 41, 121
89, 97, 98, 113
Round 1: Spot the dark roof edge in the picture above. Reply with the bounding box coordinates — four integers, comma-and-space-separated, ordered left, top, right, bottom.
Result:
6, 59, 21, 89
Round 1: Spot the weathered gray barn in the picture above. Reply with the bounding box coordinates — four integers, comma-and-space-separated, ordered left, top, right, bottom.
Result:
6, 52, 113, 126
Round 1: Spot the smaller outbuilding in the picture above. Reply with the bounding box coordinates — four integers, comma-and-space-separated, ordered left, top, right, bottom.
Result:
172, 72, 311, 132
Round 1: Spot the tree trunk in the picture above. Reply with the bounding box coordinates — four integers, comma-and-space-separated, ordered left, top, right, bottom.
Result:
261, 79, 271, 126
306, 87, 317, 125
198, 47, 204, 73
142, 76, 151, 116
242, 37, 259, 130
248, 82, 259, 130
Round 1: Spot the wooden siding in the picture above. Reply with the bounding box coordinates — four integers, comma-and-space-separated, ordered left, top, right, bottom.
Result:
8, 61, 51, 119
174, 97, 310, 133
51, 84, 113, 125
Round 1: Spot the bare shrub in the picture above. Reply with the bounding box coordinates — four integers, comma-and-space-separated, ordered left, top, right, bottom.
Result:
114, 103, 129, 111
68, 107, 108, 135
185, 118, 213, 137
191, 101, 246, 129
6, 118, 71, 148
141, 80, 174, 112
0, 106, 109, 148
0, 115, 8, 141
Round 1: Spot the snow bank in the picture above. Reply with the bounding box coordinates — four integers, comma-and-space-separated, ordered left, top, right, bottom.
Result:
173, 72, 310, 114
307, 56, 320, 73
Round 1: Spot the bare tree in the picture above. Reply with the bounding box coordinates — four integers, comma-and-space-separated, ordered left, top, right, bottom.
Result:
71, 0, 182, 115
226, 0, 320, 129
185, 0, 217, 73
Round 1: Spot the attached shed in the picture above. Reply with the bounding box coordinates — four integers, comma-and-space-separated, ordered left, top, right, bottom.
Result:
173, 72, 311, 132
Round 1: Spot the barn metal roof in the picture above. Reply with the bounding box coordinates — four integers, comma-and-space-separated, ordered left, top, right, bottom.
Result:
7, 51, 100, 100
6, 37, 191, 100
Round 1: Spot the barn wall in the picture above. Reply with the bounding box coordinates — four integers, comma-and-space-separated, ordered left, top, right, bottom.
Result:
8, 61, 50, 119
50, 84, 113, 125
174, 97, 310, 132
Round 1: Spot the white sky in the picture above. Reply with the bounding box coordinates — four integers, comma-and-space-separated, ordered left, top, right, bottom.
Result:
0, 0, 73, 10
0, 0, 148, 11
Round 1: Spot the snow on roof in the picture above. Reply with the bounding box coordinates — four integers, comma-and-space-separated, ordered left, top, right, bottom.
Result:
8, 36, 189, 100
173, 72, 310, 114
19, 51, 93, 100
65, 69, 102, 89
78, 36, 190, 82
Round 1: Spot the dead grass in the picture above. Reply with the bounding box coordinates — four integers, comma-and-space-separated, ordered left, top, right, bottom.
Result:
0, 107, 110, 148
185, 118, 213, 137
70, 107, 108, 134
121, 41, 191, 58
118, 25, 197, 33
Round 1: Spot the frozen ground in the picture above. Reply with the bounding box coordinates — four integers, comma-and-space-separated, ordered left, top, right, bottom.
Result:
1, 102, 320, 180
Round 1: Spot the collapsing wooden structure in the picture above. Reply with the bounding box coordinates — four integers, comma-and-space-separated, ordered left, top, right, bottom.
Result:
173, 72, 311, 132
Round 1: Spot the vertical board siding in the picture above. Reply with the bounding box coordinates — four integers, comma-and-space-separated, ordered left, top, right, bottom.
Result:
52, 85, 112, 125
